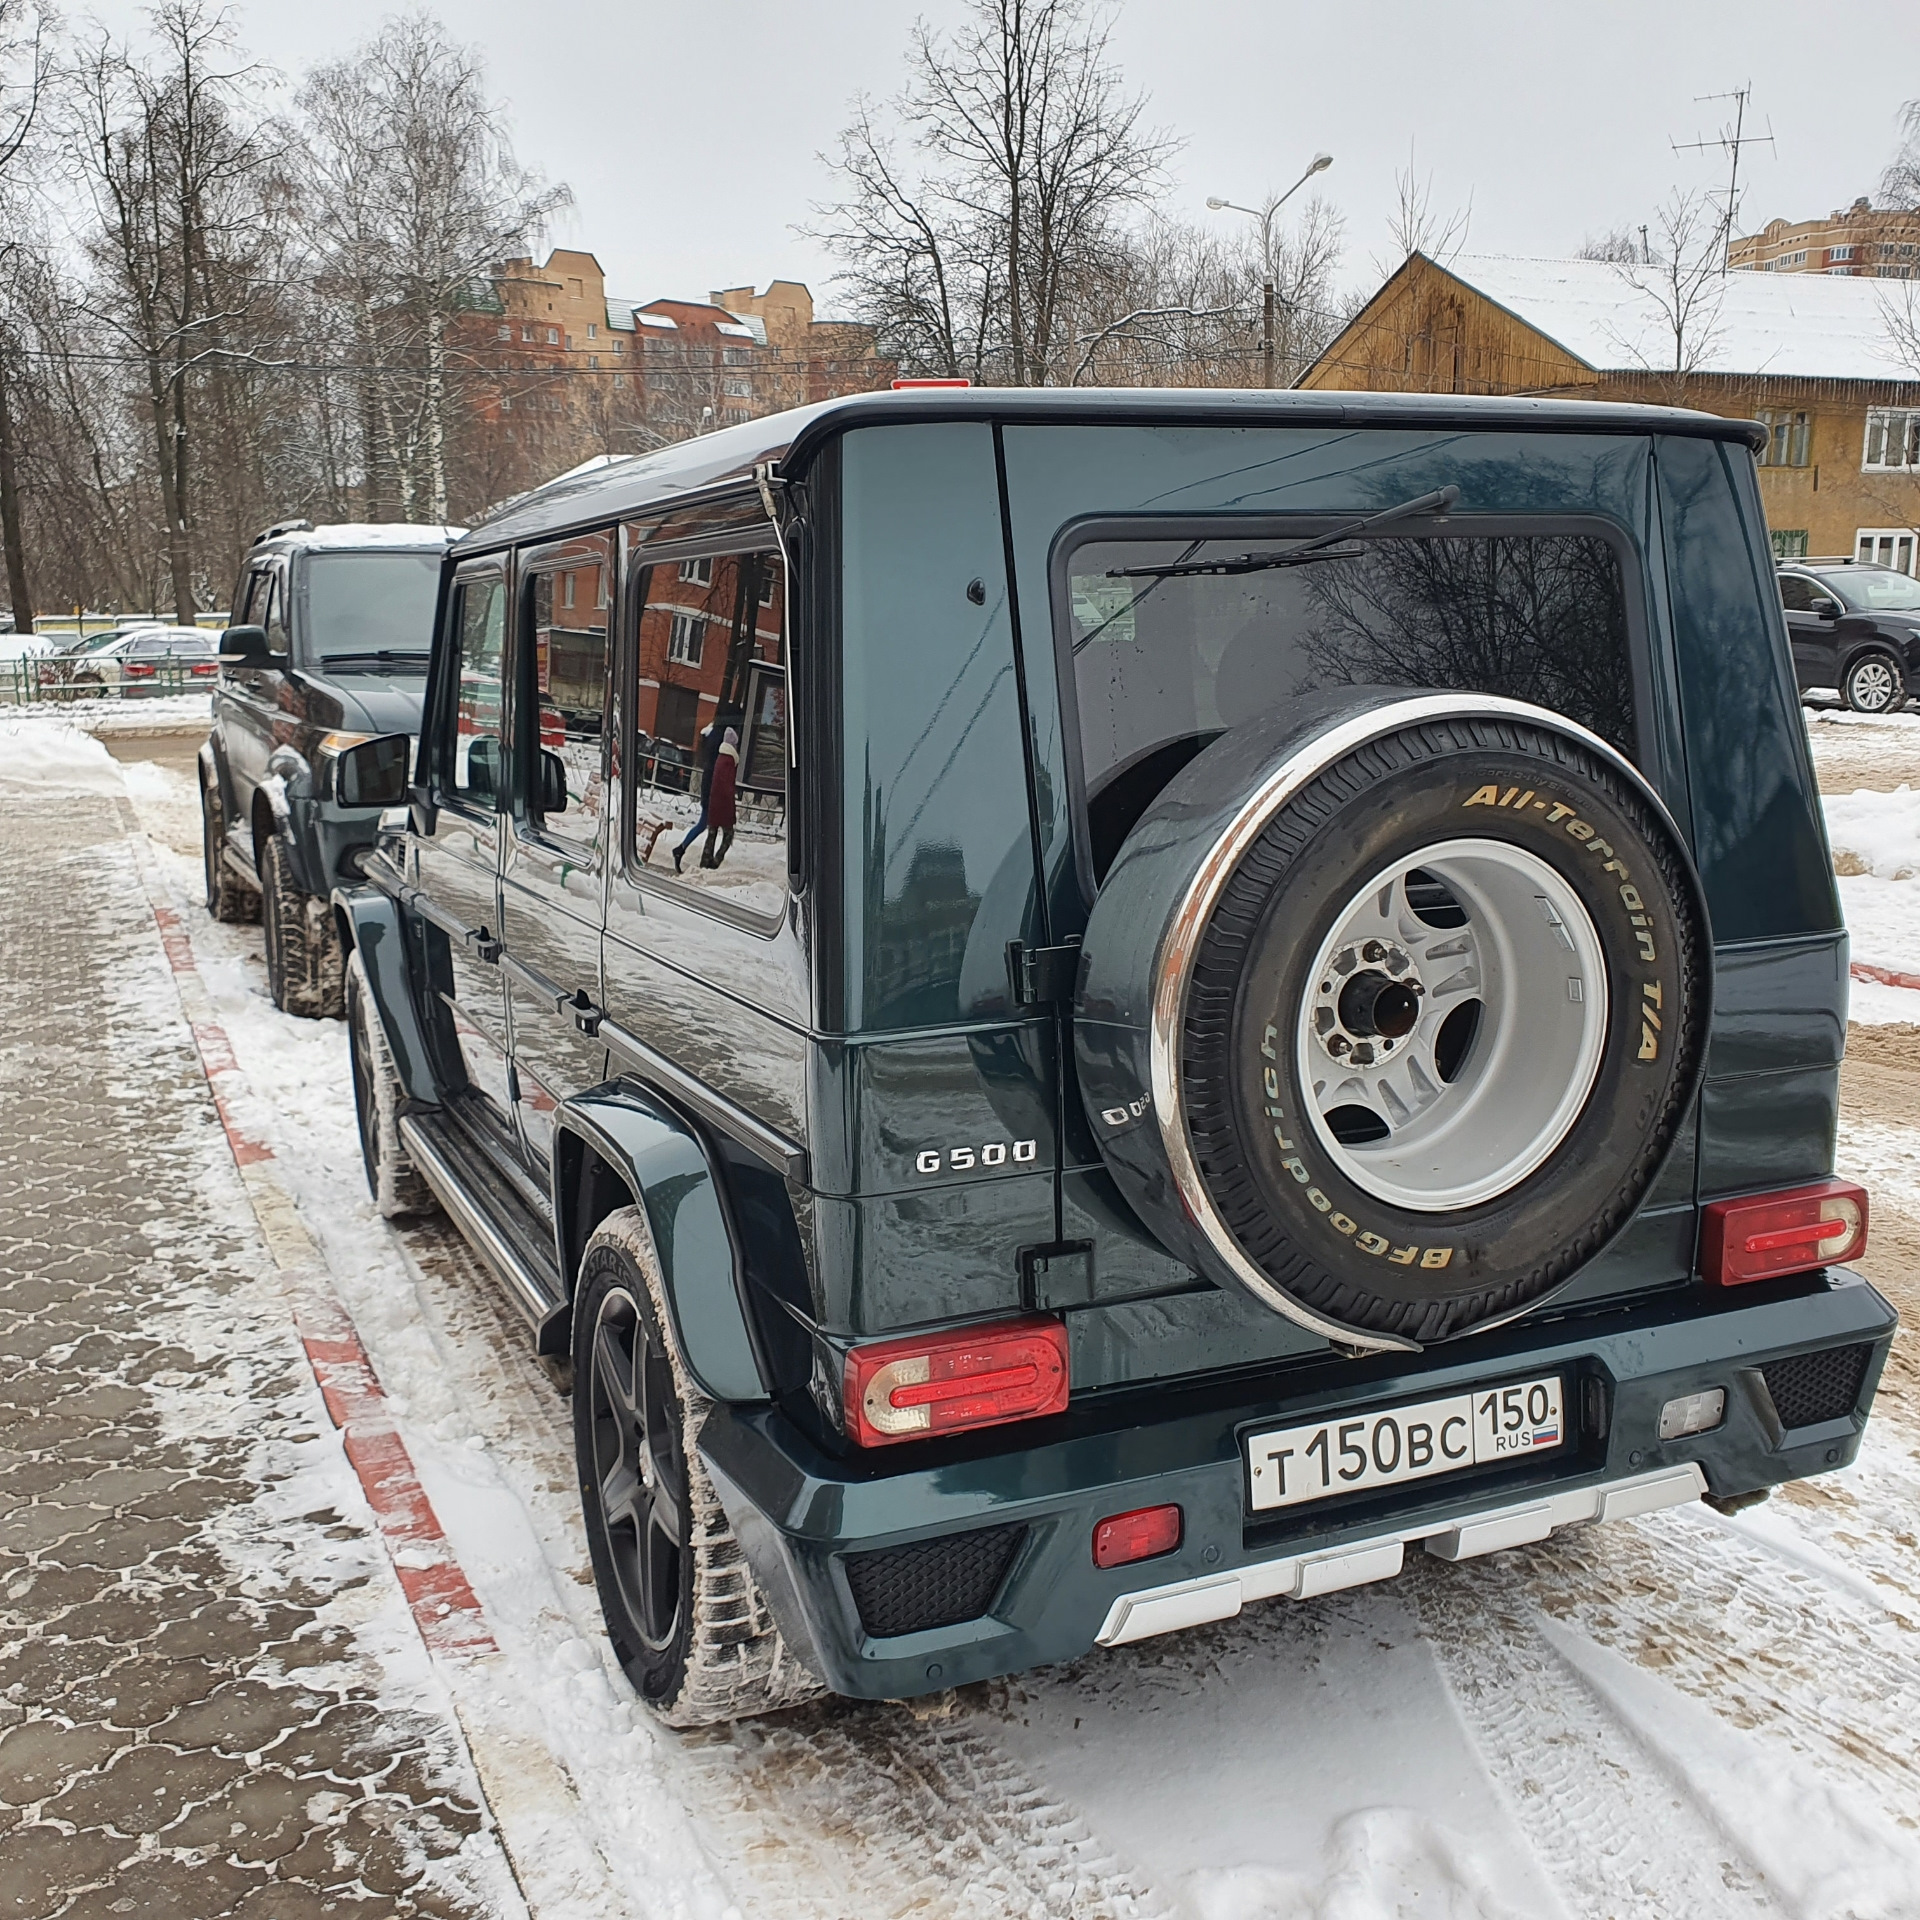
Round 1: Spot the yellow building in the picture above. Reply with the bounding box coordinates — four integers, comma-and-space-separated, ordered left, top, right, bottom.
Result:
1729, 200, 1920, 278
1301, 253, 1920, 572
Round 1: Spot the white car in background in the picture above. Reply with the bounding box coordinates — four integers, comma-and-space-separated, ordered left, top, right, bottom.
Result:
41, 625, 220, 698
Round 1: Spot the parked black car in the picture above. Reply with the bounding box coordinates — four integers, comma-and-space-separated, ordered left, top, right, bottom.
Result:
331, 391, 1893, 1727
200, 519, 459, 1015
1779, 559, 1920, 713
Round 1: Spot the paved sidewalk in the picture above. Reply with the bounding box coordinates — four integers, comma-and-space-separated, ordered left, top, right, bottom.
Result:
0, 796, 518, 1918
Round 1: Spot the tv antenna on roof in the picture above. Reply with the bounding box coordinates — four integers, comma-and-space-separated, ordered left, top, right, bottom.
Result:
1673, 83, 1776, 274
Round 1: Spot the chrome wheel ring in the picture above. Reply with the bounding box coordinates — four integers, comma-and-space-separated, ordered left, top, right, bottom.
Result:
1295, 837, 1608, 1212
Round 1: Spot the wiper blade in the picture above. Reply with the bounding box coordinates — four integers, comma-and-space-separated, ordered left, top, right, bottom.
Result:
321, 649, 430, 668
1107, 485, 1461, 581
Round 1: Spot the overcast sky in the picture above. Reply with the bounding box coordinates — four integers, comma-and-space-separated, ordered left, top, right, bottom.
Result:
89, 0, 1920, 311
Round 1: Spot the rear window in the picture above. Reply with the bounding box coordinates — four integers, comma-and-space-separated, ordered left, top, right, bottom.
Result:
1061, 524, 1636, 884
299, 551, 442, 666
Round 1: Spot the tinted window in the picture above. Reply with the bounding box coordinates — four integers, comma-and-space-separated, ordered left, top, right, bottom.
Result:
627, 547, 788, 925
444, 576, 506, 808
1064, 528, 1634, 882
840, 424, 1037, 1030
300, 552, 441, 665
1778, 573, 1815, 613
1657, 435, 1836, 939
262, 567, 289, 655
526, 549, 610, 854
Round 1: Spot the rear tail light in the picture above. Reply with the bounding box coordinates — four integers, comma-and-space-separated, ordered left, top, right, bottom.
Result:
1701, 1179, 1867, 1286
125, 661, 155, 677
844, 1315, 1068, 1447
1093, 1503, 1182, 1568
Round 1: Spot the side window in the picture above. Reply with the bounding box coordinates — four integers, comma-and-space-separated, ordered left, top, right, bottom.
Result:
1778, 574, 1813, 613
262, 566, 290, 655
525, 546, 611, 853
443, 574, 507, 808
239, 568, 271, 625
629, 545, 786, 924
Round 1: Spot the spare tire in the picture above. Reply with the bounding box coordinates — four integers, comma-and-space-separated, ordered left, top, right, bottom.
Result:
1074, 690, 1710, 1349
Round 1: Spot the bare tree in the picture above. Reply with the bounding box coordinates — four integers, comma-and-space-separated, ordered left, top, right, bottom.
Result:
0, 0, 53, 629
299, 15, 567, 521
1602, 190, 1726, 402
813, 0, 1177, 384
1373, 149, 1471, 276
1577, 225, 1649, 265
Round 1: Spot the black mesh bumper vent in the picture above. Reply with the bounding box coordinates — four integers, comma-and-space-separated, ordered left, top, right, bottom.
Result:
1760, 1343, 1873, 1430
843, 1524, 1026, 1639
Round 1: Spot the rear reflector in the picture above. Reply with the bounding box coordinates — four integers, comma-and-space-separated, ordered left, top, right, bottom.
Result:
1092, 1504, 1182, 1569
844, 1314, 1068, 1447
1701, 1179, 1868, 1286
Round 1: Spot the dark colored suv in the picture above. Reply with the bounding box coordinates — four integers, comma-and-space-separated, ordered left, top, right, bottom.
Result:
200, 520, 459, 1014
331, 392, 1894, 1726
1779, 559, 1920, 712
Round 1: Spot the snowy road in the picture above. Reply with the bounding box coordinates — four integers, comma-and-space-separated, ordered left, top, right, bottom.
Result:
11, 717, 1920, 1920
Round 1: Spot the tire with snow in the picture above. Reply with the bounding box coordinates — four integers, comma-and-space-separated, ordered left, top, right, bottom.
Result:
1842, 650, 1904, 715
1074, 690, 1711, 1348
200, 768, 259, 924
346, 948, 434, 1220
574, 1207, 823, 1727
261, 832, 344, 1019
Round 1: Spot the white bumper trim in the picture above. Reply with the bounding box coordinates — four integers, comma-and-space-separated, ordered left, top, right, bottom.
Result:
1094, 1463, 1707, 1648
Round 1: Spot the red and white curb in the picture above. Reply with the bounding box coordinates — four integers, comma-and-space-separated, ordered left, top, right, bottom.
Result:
145, 884, 499, 1656
1851, 959, 1920, 995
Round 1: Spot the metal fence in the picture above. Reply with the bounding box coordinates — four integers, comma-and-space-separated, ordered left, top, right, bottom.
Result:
1, 657, 219, 706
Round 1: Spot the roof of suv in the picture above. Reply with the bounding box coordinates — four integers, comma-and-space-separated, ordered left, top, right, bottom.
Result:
455, 386, 1772, 556
250, 521, 464, 555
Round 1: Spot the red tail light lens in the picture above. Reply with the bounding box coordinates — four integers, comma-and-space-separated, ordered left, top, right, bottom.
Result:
844, 1315, 1068, 1447
1702, 1179, 1868, 1286
125, 661, 155, 677
891, 376, 972, 389
1093, 1503, 1182, 1569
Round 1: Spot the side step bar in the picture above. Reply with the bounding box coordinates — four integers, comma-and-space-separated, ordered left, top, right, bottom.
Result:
1095, 1463, 1708, 1648
399, 1110, 570, 1353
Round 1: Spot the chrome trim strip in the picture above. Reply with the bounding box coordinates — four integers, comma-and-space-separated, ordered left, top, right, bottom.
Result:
398, 1113, 558, 1326
1094, 1463, 1706, 1647
1147, 692, 1681, 1354
597, 1015, 810, 1184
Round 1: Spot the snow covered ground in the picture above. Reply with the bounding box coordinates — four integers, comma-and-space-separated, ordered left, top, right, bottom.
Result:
15, 721, 1920, 1920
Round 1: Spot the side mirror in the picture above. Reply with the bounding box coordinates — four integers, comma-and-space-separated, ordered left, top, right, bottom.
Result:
1818, 601, 1842, 621
335, 733, 412, 808
219, 623, 270, 665
540, 748, 569, 815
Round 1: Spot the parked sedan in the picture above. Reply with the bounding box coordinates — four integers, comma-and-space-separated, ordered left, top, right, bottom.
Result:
1780, 562, 1920, 713
51, 626, 221, 698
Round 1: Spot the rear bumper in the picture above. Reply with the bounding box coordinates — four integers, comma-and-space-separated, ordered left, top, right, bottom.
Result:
701, 1270, 1896, 1701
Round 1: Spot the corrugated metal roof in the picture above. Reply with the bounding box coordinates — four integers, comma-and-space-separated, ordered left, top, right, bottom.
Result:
1436, 254, 1918, 382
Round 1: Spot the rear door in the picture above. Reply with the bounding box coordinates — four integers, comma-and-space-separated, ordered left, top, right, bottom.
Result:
499, 533, 614, 1175
416, 562, 516, 1134
1779, 571, 1838, 691
220, 561, 288, 814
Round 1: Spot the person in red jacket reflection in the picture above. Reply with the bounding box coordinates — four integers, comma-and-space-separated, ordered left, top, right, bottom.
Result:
700, 727, 739, 870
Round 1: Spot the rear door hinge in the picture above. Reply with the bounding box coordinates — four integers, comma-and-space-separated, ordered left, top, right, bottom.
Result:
1006, 938, 1082, 1007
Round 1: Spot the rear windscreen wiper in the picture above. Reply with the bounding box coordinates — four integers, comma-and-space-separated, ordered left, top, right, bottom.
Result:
1106, 485, 1461, 581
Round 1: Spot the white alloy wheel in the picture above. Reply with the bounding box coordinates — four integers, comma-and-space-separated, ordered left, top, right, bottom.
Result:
1295, 837, 1609, 1213
1845, 654, 1901, 714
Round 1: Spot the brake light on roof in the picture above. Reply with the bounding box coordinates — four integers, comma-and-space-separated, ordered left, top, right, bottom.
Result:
844, 1315, 1068, 1447
1701, 1179, 1868, 1285
892, 377, 971, 389
1092, 1504, 1182, 1568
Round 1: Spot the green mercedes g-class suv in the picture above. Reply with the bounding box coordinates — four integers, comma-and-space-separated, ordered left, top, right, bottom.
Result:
330, 390, 1895, 1727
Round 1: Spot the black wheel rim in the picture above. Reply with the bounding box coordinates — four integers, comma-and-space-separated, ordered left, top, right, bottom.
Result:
587, 1285, 685, 1653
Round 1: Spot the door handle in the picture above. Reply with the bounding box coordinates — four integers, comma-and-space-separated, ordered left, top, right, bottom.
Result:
499, 950, 571, 1011
571, 997, 604, 1038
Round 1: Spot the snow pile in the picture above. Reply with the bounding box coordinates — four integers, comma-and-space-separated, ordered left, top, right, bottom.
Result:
1825, 784, 1920, 879
0, 718, 126, 796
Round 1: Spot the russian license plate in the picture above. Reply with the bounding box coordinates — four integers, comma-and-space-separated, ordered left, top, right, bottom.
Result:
1246, 1374, 1566, 1513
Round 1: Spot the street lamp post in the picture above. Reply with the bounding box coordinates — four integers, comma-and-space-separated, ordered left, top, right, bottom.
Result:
1208, 152, 1333, 388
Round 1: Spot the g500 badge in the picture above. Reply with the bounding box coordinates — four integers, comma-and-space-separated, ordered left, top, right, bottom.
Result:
914, 1140, 1039, 1175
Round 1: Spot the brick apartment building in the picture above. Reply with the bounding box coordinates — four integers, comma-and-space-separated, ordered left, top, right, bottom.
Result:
452, 250, 894, 506
1301, 252, 1920, 573
1730, 200, 1920, 278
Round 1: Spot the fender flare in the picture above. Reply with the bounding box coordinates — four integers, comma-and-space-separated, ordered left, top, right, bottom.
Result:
331, 883, 442, 1106
254, 755, 327, 896
555, 1088, 770, 1406
197, 735, 231, 813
